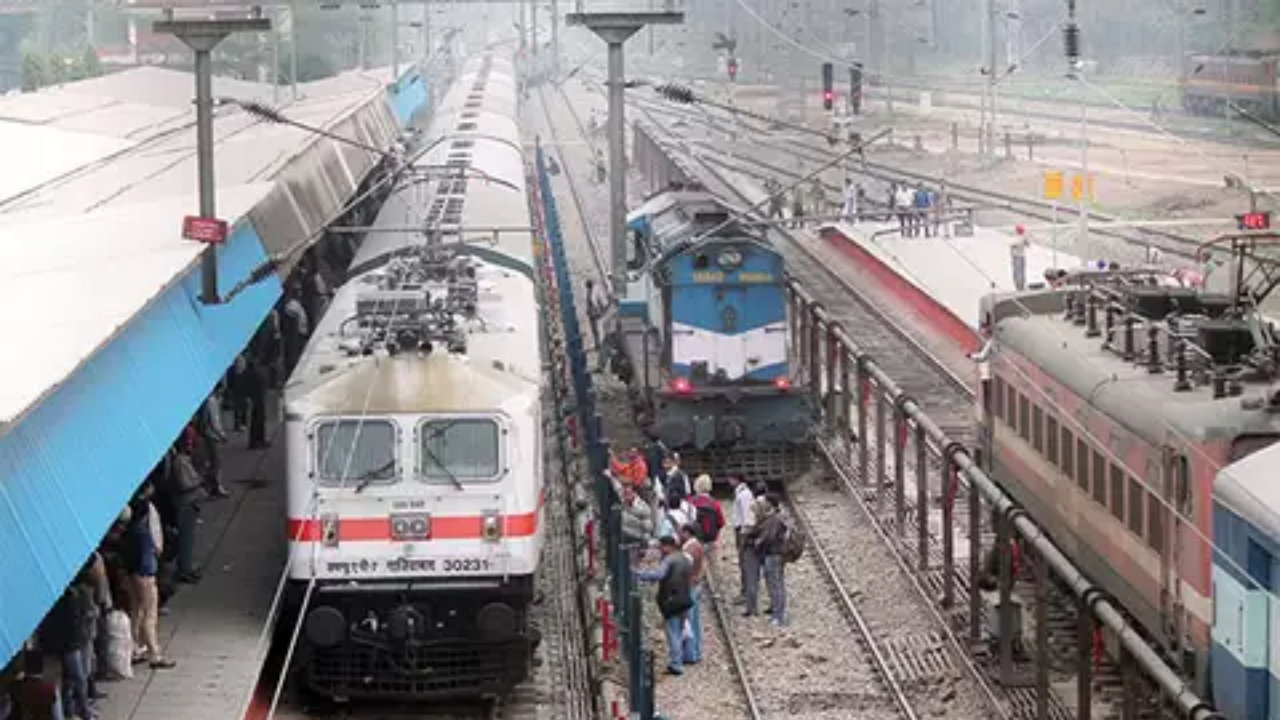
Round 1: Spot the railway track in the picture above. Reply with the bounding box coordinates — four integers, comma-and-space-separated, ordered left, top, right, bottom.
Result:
626, 96, 1180, 720
631, 94, 1206, 263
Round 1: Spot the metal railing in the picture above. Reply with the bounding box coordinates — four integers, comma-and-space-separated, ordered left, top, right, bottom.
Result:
534, 141, 657, 719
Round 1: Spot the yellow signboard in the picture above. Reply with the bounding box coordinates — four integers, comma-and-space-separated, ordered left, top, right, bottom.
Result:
1043, 171, 1064, 200
1070, 173, 1096, 202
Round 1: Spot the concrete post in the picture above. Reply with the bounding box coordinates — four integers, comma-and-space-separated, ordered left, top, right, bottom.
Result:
392, 0, 400, 83
154, 13, 271, 306
567, 11, 685, 297
289, 0, 298, 101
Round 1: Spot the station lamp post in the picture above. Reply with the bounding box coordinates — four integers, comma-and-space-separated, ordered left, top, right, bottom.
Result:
155, 8, 272, 306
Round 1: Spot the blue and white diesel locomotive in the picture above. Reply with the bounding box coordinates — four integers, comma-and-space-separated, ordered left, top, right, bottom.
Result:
611, 183, 811, 480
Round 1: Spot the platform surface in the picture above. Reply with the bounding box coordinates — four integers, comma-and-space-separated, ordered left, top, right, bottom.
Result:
94, 403, 285, 720
827, 218, 1086, 331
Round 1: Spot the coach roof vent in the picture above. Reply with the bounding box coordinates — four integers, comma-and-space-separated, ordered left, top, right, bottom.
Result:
450, 139, 476, 149
456, 121, 478, 132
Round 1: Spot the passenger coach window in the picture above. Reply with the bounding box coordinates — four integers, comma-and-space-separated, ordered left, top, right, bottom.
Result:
419, 419, 502, 483
1146, 492, 1164, 553
1075, 439, 1089, 491
1060, 426, 1074, 476
1128, 477, 1144, 537
1109, 463, 1125, 522
1018, 395, 1030, 442
1046, 416, 1059, 467
1092, 451, 1107, 505
1032, 406, 1044, 454
314, 419, 398, 485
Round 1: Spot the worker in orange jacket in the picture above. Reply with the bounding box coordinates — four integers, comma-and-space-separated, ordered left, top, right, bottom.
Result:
609, 447, 649, 490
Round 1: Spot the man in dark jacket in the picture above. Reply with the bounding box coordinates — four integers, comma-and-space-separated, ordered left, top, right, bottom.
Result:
43, 582, 94, 719
752, 494, 789, 628
634, 536, 693, 675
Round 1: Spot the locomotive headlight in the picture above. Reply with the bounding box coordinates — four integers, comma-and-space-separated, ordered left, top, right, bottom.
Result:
390, 513, 431, 541
482, 512, 502, 542
717, 248, 744, 269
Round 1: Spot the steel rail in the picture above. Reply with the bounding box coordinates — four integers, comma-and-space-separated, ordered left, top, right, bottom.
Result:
787, 499, 927, 720
703, 566, 766, 720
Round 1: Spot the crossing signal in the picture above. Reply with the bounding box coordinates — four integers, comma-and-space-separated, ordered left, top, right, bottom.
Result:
849, 63, 863, 115
727, 57, 739, 81
821, 62, 834, 111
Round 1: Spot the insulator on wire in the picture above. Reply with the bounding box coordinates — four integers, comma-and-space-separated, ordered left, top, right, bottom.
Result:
655, 83, 696, 104
238, 99, 287, 124
1063, 23, 1081, 66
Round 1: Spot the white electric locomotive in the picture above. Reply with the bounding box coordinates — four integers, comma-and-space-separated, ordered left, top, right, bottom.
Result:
282, 54, 544, 702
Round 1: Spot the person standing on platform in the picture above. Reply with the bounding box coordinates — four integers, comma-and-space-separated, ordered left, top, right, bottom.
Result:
124, 490, 175, 670
281, 284, 310, 377
765, 178, 785, 220
244, 355, 269, 450
914, 185, 934, 238
790, 188, 806, 229
1011, 225, 1030, 290
808, 179, 826, 219
895, 184, 915, 236
841, 178, 859, 222
935, 183, 951, 238
195, 394, 230, 499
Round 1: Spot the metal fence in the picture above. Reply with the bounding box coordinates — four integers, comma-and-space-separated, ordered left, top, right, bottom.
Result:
534, 141, 657, 720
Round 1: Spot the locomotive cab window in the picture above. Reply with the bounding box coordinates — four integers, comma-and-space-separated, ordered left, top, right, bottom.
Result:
313, 419, 398, 486
418, 418, 502, 483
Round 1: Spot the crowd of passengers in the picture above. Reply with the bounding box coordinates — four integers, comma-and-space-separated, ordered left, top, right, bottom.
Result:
608, 447, 796, 677
0, 251, 339, 720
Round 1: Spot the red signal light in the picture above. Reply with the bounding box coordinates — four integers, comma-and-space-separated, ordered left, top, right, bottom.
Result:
671, 378, 692, 394
823, 91, 833, 101
774, 377, 791, 390
1238, 211, 1271, 231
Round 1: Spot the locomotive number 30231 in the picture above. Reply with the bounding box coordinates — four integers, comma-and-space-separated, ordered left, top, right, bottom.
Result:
444, 558, 492, 572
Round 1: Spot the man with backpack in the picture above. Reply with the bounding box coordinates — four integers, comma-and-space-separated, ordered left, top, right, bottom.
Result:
688, 474, 725, 553
634, 536, 694, 676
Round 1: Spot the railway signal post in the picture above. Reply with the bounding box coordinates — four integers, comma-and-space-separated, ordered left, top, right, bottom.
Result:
566, 11, 684, 299
155, 8, 271, 306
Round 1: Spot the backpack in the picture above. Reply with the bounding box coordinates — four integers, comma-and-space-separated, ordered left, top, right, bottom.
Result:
781, 516, 807, 563
692, 496, 724, 543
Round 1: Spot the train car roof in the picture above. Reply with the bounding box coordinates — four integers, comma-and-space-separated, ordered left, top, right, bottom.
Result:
288, 353, 535, 418
629, 186, 770, 263
995, 313, 1280, 443
1214, 441, 1280, 541
350, 64, 528, 274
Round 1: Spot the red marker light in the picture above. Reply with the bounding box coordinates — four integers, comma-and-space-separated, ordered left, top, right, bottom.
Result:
774, 377, 791, 390
671, 378, 692, 394
1238, 211, 1271, 231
